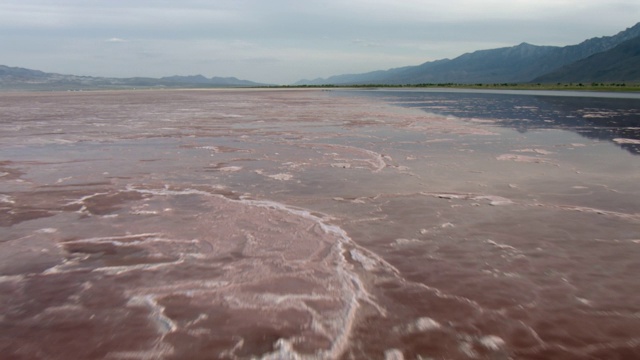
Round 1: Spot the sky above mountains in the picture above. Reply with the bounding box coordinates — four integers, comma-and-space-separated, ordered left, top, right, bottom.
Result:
2, 1, 639, 84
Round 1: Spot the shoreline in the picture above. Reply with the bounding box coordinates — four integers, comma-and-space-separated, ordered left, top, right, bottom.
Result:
268, 82, 640, 92
2, 82, 640, 93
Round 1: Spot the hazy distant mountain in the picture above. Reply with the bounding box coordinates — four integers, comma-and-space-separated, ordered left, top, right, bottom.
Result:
295, 60, 449, 86
533, 35, 640, 83
159, 75, 262, 86
295, 22, 640, 85
0, 65, 267, 90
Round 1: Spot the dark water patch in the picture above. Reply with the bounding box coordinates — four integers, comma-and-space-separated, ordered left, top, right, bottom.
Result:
346, 89, 640, 155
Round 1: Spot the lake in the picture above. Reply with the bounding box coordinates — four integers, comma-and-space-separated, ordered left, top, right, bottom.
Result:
1, 88, 639, 359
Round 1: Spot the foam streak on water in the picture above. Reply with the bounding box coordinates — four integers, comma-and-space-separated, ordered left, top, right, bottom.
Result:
122, 186, 391, 359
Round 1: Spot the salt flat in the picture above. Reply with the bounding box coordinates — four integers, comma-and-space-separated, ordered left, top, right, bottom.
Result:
1, 89, 639, 359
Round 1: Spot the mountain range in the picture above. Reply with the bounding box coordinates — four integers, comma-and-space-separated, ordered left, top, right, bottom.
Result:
533, 35, 640, 83
0, 66, 267, 91
2, 22, 639, 90
296, 22, 640, 85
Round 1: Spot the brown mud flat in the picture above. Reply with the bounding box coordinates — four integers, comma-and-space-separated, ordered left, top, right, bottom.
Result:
1, 89, 639, 359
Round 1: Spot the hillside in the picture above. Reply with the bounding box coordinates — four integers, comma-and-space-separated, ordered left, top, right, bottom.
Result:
296, 22, 640, 85
533, 35, 640, 83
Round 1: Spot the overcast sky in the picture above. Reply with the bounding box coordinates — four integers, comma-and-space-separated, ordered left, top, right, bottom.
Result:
2, 1, 639, 84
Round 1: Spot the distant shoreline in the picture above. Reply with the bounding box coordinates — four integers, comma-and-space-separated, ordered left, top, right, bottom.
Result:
265, 83, 640, 92
2, 83, 639, 93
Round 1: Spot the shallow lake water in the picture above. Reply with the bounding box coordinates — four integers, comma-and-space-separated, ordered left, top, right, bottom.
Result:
1, 89, 639, 359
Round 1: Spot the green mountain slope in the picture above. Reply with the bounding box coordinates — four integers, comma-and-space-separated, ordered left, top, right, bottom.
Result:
296, 22, 640, 85
533, 35, 640, 83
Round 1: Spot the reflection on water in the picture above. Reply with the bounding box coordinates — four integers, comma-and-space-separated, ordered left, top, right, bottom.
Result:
1, 89, 639, 359
349, 89, 640, 155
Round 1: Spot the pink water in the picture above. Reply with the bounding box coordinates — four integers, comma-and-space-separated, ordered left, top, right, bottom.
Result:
1, 89, 639, 359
